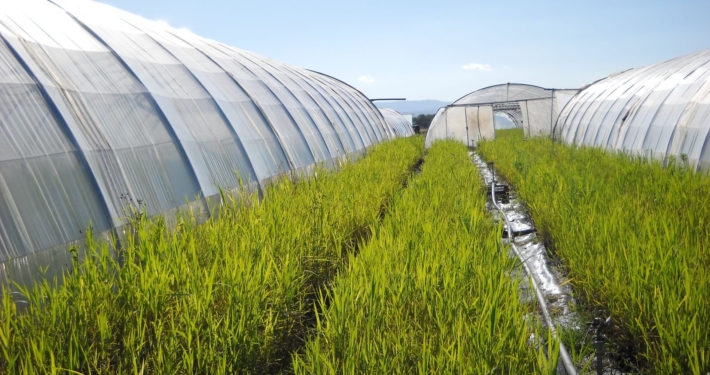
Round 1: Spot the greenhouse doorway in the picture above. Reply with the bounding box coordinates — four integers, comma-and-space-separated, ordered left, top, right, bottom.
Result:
493, 102, 522, 139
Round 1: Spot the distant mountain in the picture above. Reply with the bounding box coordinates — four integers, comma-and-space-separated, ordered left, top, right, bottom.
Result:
374, 100, 449, 116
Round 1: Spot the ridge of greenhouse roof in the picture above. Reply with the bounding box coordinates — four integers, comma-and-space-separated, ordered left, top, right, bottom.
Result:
452, 83, 580, 106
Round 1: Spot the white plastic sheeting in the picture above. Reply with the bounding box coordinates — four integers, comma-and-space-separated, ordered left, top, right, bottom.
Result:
425, 105, 495, 148
378, 108, 414, 137
0, 0, 394, 286
456, 83, 553, 104
426, 83, 578, 147
557, 49, 710, 170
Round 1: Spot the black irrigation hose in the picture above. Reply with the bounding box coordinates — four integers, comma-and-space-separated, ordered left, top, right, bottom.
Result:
489, 179, 577, 375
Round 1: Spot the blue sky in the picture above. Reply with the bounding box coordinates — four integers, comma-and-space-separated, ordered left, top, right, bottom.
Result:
101, 0, 710, 102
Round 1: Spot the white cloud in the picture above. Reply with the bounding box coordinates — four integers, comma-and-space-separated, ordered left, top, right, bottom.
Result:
461, 63, 493, 72
358, 75, 375, 83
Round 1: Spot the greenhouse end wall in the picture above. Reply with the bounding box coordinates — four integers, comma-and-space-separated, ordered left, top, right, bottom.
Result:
425, 84, 577, 147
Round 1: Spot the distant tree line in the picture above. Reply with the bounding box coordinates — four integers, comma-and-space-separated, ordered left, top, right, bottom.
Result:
413, 114, 435, 133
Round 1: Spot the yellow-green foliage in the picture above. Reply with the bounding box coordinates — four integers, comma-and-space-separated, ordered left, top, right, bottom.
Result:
0, 137, 424, 375
479, 129, 710, 374
293, 140, 558, 374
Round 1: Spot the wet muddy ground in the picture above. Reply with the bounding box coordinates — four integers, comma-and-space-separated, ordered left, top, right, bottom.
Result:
472, 152, 577, 329
472, 152, 635, 374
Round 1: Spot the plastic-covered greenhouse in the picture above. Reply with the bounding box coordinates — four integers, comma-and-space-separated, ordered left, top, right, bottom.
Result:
556, 49, 710, 170
425, 83, 578, 147
428, 49, 710, 169
0, 0, 400, 286
378, 108, 414, 137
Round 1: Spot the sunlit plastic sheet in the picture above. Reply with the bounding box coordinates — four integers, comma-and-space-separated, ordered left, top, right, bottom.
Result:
303, 71, 374, 147
474, 106, 495, 142
310, 72, 388, 143
294, 70, 368, 149
445, 107, 467, 144
278, 65, 362, 152
188, 41, 318, 169
54, 1, 259, 197
235, 53, 348, 157
477, 106, 495, 139
557, 50, 710, 170
320, 73, 387, 141
229, 53, 334, 162
378, 108, 414, 137
425, 108, 447, 145
426, 84, 578, 147
0, 0, 397, 289
456, 83, 553, 105
280, 67, 359, 153
425, 104, 494, 147
126, 24, 294, 179
521, 99, 553, 137
0, 0, 203, 286
0, 0, 200, 221
465, 107, 482, 140
0, 34, 112, 286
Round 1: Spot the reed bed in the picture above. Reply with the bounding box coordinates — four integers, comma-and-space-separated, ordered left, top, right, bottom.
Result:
478, 129, 710, 374
0, 136, 424, 375
293, 140, 558, 374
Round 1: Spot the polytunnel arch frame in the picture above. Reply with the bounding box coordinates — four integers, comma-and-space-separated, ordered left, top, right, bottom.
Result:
0, 0, 404, 290
555, 48, 710, 171
451, 83, 576, 133
306, 69, 393, 140
57, 11, 243, 207
425, 83, 579, 148
113, 24, 298, 177
0, 28, 131, 284
193, 53, 302, 173
450, 82, 555, 104
223, 53, 336, 164
378, 107, 415, 138
0, 21, 134, 223
241, 56, 352, 156
494, 110, 522, 129
292, 70, 369, 150
446, 101, 526, 131
0, 30, 122, 251
280, 67, 364, 152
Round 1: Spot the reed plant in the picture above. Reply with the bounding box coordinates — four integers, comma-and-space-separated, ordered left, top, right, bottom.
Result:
0, 136, 424, 375
479, 129, 710, 374
293, 140, 558, 374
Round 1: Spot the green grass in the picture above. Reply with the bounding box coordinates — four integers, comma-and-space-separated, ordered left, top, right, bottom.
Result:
479, 129, 710, 374
0, 136, 424, 375
293, 140, 558, 374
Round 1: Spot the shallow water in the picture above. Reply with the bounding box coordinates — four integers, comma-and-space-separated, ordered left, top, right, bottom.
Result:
472, 151, 641, 374
472, 152, 577, 326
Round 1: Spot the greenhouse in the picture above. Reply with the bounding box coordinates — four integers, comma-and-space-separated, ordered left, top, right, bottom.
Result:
556, 49, 710, 170
425, 83, 578, 147
378, 107, 415, 137
0, 0, 398, 286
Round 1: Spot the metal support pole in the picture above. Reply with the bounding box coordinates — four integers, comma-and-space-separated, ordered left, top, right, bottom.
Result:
369, 98, 406, 102
595, 318, 604, 375
592, 316, 611, 375
465, 107, 470, 147
550, 90, 555, 136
